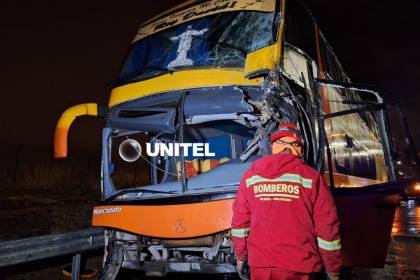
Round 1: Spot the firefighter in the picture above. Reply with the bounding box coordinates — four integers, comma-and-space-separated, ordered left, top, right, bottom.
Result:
232, 123, 342, 280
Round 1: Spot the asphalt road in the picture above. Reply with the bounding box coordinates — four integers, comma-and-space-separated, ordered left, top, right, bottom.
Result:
1, 195, 419, 279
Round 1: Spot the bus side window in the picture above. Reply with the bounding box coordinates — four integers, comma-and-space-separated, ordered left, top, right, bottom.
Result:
322, 87, 388, 188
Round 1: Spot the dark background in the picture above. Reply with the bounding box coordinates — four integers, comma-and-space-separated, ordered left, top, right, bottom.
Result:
0, 0, 419, 192
0, 0, 419, 150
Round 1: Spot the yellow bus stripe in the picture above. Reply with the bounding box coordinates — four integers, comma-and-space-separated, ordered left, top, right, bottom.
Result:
109, 69, 263, 107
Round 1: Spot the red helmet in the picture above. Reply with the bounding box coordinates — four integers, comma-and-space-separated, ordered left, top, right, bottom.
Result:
270, 123, 304, 144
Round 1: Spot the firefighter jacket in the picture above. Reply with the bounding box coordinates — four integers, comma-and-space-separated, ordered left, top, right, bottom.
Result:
232, 153, 342, 274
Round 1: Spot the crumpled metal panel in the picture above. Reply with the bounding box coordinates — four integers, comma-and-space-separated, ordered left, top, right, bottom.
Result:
184, 87, 254, 117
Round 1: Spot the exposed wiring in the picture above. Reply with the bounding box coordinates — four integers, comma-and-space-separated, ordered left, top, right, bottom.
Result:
139, 153, 179, 177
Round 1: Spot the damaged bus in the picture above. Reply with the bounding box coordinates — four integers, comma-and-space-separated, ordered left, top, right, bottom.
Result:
54, 0, 412, 278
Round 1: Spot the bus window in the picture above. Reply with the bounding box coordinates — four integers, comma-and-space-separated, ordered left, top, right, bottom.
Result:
317, 83, 389, 187
326, 110, 388, 188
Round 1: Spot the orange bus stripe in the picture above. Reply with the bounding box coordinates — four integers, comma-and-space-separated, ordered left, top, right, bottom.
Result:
92, 199, 235, 238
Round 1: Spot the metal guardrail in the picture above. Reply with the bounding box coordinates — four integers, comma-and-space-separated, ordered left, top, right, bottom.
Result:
0, 228, 104, 268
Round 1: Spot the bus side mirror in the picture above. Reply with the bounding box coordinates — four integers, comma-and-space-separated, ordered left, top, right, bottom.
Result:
54, 103, 99, 158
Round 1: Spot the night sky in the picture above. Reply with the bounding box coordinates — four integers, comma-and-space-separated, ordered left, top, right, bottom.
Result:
1, 0, 419, 153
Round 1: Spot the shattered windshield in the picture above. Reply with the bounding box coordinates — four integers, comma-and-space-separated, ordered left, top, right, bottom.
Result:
119, 11, 276, 83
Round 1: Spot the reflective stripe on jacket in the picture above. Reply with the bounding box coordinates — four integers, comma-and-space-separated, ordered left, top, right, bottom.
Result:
231, 153, 342, 274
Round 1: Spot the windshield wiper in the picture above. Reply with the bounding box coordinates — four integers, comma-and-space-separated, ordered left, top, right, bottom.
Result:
143, 65, 174, 74
111, 65, 173, 86
106, 188, 177, 202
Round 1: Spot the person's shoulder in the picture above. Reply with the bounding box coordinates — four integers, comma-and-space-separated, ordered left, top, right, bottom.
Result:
242, 165, 256, 180
297, 161, 322, 179
246, 155, 271, 171
252, 154, 272, 165
241, 155, 272, 178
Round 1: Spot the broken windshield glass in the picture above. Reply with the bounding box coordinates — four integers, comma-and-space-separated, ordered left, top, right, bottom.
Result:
119, 10, 275, 84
